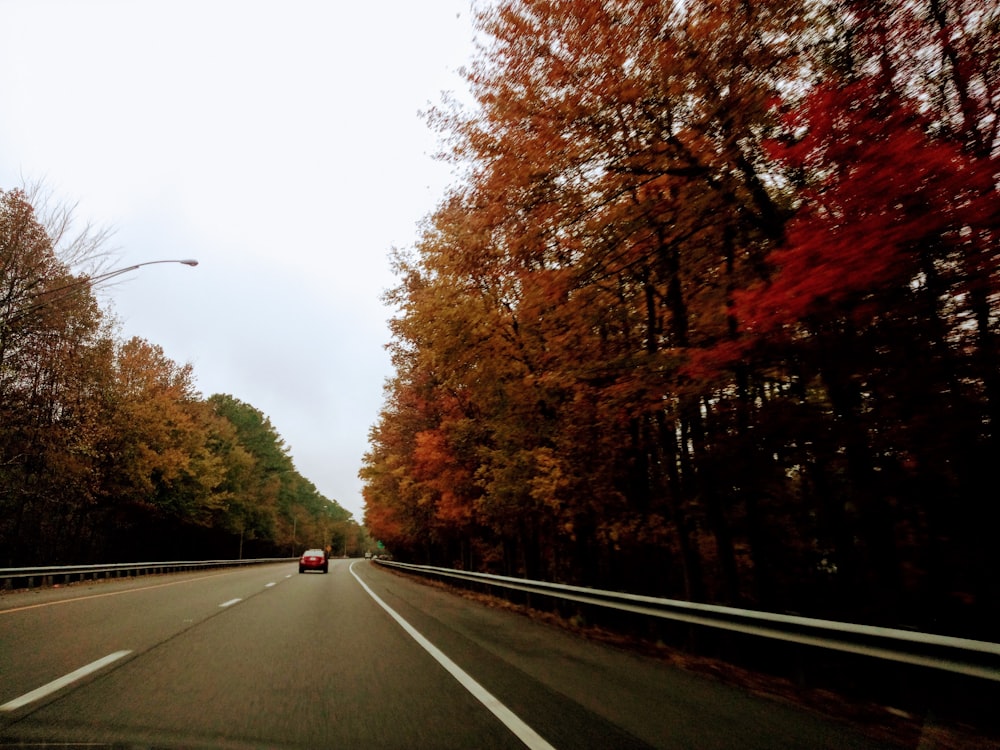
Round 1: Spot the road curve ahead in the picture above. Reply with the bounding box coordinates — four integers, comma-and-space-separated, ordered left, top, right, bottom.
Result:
0, 559, 895, 749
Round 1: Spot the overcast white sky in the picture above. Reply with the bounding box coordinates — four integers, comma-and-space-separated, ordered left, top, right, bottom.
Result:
0, 0, 479, 520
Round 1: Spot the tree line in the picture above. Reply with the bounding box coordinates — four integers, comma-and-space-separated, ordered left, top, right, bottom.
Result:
361, 0, 999, 639
0, 187, 352, 566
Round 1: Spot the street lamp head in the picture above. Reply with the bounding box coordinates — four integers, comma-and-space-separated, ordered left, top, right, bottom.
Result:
179, 259, 199, 266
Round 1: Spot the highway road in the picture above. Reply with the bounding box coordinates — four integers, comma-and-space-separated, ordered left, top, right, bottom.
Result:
0, 558, 896, 749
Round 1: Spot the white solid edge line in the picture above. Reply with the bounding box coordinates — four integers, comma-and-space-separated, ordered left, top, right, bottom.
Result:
219, 598, 242, 607
349, 562, 556, 750
1, 650, 132, 711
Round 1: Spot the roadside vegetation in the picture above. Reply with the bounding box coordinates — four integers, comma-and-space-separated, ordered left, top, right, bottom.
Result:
362, 0, 1000, 641
0, 187, 352, 565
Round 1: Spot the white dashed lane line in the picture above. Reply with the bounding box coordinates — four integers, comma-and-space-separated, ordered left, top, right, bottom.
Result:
1, 651, 132, 712
3, 578, 284, 712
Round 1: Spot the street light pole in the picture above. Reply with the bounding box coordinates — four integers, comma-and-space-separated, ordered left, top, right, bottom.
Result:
84, 258, 199, 283
11, 258, 198, 323
39, 258, 199, 299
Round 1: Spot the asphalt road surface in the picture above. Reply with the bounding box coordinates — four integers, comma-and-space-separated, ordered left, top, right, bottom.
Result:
0, 559, 897, 749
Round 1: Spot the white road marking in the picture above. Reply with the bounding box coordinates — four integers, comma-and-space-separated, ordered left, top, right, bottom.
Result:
219, 598, 242, 607
349, 563, 556, 750
0, 572, 234, 616
1, 651, 132, 711
265, 582, 276, 588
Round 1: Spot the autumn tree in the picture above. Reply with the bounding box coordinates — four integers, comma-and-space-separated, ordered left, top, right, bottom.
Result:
0, 188, 116, 564
1, 186, 348, 565
366, 0, 999, 636
693, 1, 1000, 627
371, 0, 804, 587
209, 394, 349, 557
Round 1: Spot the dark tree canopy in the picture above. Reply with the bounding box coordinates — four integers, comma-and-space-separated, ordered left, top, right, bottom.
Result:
0, 189, 349, 565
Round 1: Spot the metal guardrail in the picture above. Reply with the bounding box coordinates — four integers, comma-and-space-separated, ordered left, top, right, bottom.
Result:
0, 558, 296, 590
376, 559, 1000, 682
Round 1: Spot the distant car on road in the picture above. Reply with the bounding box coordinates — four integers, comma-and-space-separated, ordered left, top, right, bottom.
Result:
299, 549, 328, 574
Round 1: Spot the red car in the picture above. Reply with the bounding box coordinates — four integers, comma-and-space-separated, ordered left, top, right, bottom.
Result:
298, 549, 328, 574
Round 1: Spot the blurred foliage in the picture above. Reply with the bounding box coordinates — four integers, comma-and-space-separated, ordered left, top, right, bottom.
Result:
362, 0, 1000, 638
0, 188, 352, 565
